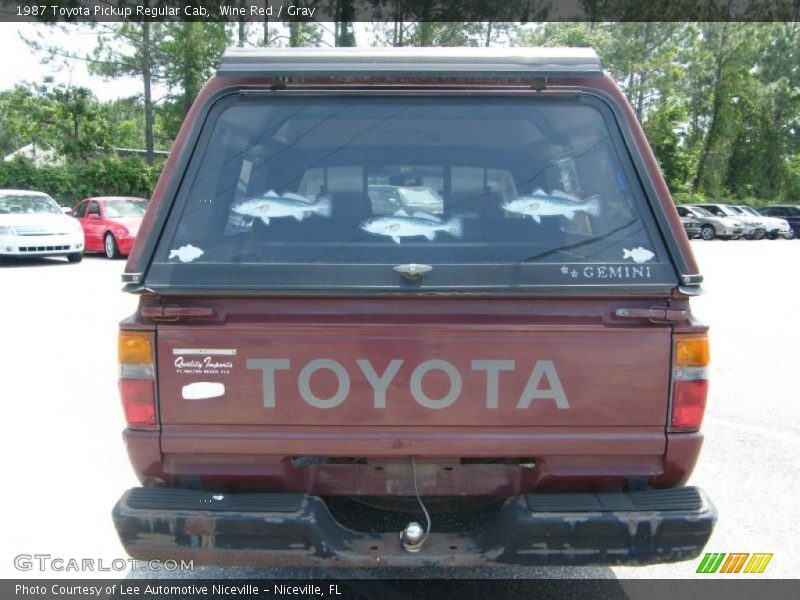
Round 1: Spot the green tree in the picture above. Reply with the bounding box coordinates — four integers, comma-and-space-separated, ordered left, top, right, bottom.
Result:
686, 23, 755, 195
517, 23, 687, 122
14, 19, 800, 206
25, 18, 233, 162
643, 100, 693, 193
371, 0, 535, 47
0, 82, 110, 161
162, 22, 229, 118
0, 155, 162, 206
105, 97, 146, 151
156, 22, 229, 138
288, 22, 324, 47
24, 21, 165, 163
0, 86, 39, 156
599, 23, 687, 121
333, 0, 357, 46
724, 23, 800, 201
514, 22, 605, 49
90, 22, 231, 156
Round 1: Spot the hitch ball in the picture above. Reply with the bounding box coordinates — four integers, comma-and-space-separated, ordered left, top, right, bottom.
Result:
401, 521, 425, 552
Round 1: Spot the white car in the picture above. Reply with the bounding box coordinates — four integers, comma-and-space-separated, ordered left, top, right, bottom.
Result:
730, 205, 791, 240
677, 205, 744, 240
0, 190, 85, 262
691, 203, 765, 239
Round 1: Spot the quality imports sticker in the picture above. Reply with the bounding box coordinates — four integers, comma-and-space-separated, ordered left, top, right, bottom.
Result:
173, 348, 235, 375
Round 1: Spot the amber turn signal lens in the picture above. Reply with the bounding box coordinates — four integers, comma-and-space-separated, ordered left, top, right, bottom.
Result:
675, 337, 709, 368
119, 331, 153, 365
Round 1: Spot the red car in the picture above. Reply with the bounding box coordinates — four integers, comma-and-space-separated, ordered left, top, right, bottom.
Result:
72, 196, 148, 258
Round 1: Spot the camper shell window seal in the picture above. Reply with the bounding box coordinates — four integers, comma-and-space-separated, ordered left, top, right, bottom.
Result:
135, 85, 687, 295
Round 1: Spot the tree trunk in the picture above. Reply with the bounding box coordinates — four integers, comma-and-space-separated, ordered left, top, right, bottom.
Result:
635, 24, 652, 121
182, 22, 200, 119
418, 0, 433, 46
418, 22, 433, 46
693, 69, 724, 193
72, 103, 81, 159
693, 25, 729, 193
635, 74, 646, 122
625, 71, 635, 106
393, 1, 405, 47
237, 0, 247, 46
141, 21, 154, 165
336, 0, 356, 47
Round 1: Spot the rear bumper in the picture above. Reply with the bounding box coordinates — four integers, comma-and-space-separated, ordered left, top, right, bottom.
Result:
113, 486, 716, 567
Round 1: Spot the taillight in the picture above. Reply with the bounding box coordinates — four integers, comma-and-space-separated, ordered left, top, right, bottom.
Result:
670, 335, 709, 432
118, 331, 157, 430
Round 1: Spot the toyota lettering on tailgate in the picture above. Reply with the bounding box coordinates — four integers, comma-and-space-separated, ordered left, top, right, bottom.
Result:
245, 358, 569, 410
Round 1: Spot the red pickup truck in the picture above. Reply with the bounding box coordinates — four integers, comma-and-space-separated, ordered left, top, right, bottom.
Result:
113, 47, 715, 567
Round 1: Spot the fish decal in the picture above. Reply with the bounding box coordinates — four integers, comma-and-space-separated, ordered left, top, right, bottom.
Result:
502, 189, 601, 223
622, 247, 655, 264
169, 244, 204, 263
231, 190, 332, 225
360, 210, 463, 244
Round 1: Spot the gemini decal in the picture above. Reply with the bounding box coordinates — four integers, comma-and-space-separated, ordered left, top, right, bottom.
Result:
559, 264, 652, 280
246, 358, 570, 410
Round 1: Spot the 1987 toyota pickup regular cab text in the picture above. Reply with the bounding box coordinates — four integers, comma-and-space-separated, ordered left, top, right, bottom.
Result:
113, 47, 715, 567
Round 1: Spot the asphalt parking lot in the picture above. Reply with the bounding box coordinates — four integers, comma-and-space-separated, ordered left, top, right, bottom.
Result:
1, 240, 798, 581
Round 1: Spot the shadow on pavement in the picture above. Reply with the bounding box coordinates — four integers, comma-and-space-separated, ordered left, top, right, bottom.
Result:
128, 565, 617, 580
0, 256, 74, 268
127, 566, 625, 599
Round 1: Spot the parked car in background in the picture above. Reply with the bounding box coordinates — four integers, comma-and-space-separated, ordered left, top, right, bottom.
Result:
680, 216, 702, 239
72, 196, 148, 258
691, 203, 765, 239
729, 205, 791, 240
0, 189, 84, 262
676, 205, 743, 240
758, 205, 800, 240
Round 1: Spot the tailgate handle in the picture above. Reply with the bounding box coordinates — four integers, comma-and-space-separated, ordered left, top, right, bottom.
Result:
615, 308, 687, 323
141, 305, 214, 321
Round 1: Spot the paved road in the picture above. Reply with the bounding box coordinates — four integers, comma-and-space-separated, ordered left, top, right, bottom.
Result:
1, 240, 798, 580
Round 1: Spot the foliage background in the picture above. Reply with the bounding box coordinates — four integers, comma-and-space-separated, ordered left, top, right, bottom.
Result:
0, 156, 162, 205
1, 20, 798, 207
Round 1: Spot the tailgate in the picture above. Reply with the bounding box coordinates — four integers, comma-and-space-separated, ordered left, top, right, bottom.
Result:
156, 313, 671, 432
